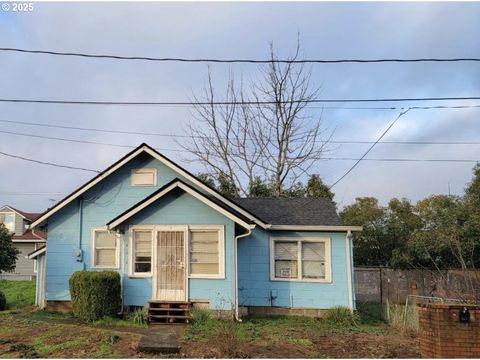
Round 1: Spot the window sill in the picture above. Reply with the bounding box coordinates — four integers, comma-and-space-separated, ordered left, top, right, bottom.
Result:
91, 266, 120, 270
270, 278, 332, 284
188, 275, 225, 280
128, 273, 152, 278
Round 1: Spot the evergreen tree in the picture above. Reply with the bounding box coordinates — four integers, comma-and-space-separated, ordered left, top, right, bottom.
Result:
0, 223, 19, 273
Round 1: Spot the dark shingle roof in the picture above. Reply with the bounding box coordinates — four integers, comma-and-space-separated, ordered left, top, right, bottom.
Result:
233, 198, 342, 226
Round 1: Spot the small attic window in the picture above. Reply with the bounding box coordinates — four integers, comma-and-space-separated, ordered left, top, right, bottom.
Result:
131, 168, 157, 186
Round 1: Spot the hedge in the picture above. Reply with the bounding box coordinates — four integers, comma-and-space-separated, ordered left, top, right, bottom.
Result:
69, 270, 121, 322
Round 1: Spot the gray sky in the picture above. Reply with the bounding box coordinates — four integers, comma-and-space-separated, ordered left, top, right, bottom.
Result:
1, 1, 480, 212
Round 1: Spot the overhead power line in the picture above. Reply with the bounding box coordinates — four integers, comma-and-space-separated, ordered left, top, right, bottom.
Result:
1, 96, 480, 107
3, 118, 480, 146
0, 150, 99, 173
4, 128, 480, 157
2, 47, 480, 64
1, 147, 477, 180
329, 108, 412, 188
324, 157, 479, 163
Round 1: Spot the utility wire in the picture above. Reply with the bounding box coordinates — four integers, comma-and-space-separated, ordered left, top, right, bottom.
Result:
3, 118, 480, 146
0, 150, 99, 173
2, 47, 480, 64
1, 96, 480, 106
323, 157, 479, 163
329, 108, 412, 189
4, 128, 480, 157
1, 130, 479, 164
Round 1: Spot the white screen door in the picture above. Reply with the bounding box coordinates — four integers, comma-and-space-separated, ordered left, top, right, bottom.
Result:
156, 230, 186, 301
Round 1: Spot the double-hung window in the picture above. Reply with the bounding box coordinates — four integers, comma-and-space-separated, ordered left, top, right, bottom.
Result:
189, 226, 224, 279
130, 229, 153, 276
92, 229, 119, 268
270, 237, 331, 282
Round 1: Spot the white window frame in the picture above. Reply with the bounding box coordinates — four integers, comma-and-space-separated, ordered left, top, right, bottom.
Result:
188, 225, 225, 279
270, 237, 332, 283
128, 226, 155, 278
33, 243, 38, 273
91, 227, 120, 269
131, 168, 157, 187
0, 212, 15, 233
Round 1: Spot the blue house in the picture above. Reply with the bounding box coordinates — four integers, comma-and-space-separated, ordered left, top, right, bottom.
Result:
29, 143, 361, 320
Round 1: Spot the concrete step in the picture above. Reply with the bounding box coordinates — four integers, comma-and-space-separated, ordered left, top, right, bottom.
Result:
137, 327, 181, 354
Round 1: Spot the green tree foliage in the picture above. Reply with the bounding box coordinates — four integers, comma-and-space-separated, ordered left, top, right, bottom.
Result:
0, 223, 19, 273
248, 176, 274, 197
340, 197, 388, 266
197, 172, 216, 188
306, 174, 335, 200
217, 172, 237, 198
342, 164, 480, 272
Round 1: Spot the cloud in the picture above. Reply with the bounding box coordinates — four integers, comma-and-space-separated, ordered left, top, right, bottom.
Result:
1, 2, 480, 211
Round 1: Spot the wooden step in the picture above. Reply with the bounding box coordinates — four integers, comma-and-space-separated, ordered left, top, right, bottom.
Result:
149, 314, 189, 319
148, 307, 188, 312
147, 301, 192, 325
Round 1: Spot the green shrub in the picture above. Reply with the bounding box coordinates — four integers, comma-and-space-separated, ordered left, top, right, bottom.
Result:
0, 290, 6, 311
322, 306, 359, 327
127, 307, 148, 325
190, 307, 212, 325
69, 271, 121, 322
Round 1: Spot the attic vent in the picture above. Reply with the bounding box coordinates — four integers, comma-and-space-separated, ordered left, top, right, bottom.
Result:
131, 168, 157, 186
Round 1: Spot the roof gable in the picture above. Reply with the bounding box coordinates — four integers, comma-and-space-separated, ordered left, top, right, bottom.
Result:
107, 178, 254, 230
30, 143, 266, 229
0, 205, 41, 222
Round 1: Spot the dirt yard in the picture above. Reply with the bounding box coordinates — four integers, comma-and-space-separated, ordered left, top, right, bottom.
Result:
0, 308, 419, 358
181, 311, 420, 358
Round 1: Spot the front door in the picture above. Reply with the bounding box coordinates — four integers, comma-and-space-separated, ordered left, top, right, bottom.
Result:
155, 230, 186, 301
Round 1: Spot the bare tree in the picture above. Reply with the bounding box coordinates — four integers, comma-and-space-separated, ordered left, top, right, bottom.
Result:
179, 40, 331, 197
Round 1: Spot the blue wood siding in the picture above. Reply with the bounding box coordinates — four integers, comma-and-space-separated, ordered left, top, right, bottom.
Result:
238, 228, 352, 309
45, 153, 235, 310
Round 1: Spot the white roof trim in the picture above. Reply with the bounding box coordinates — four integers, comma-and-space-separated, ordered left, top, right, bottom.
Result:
0, 205, 27, 219
27, 246, 46, 260
267, 225, 363, 232
30, 145, 267, 229
13, 239, 46, 243
108, 180, 255, 231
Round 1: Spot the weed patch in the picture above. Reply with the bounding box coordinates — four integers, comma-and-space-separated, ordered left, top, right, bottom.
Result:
9, 343, 40, 358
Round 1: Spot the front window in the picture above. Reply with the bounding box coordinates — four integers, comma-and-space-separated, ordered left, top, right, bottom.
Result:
271, 238, 331, 282
0, 213, 15, 233
92, 229, 119, 268
131, 230, 152, 276
189, 226, 224, 278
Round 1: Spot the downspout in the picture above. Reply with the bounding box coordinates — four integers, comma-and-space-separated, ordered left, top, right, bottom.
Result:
233, 226, 253, 322
78, 197, 85, 269
117, 228, 124, 315
346, 230, 354, 311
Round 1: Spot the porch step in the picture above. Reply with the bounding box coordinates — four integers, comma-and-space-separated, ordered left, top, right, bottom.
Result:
147, 301, 191, 325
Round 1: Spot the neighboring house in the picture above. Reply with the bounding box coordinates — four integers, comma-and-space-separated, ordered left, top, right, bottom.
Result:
0, 205, 46, 280
29, 143, 361, 318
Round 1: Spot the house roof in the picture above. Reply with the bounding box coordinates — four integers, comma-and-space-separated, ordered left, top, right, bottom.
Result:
0, 205, 42, 221
233, 197, 343, 226
12, 229, 47, 241
107, 178, 255, 230
30, 143, 267, 229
